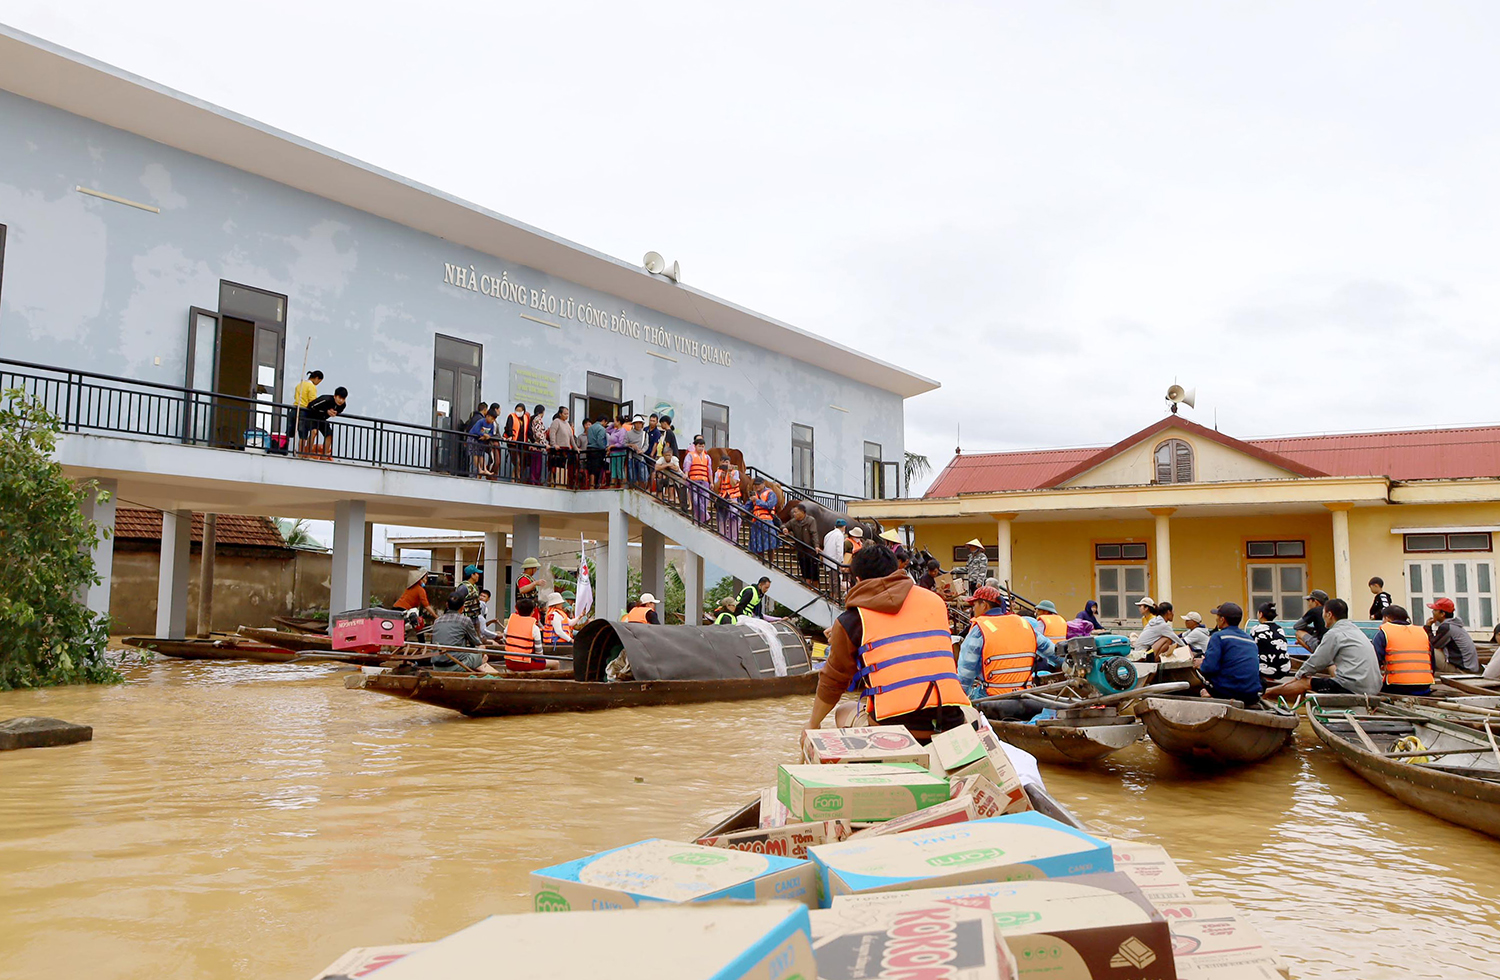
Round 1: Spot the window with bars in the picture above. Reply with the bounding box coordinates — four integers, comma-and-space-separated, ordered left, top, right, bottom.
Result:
1154, 439, 1193, 484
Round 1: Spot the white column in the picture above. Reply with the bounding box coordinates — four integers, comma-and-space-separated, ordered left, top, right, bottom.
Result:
156, 509, 193, 639
1150, 508, 1175, 601
509, 514, 541, 611
78, 478, 118, 620
363, 522, 375, 608
606, 507, 630, 621
641, 526, 667, 607
1328, 503, 1353, 602
992, 513, 1016, 588
682, 550, 704, 626
330, 499, 368, 614
484, 530, 503, 616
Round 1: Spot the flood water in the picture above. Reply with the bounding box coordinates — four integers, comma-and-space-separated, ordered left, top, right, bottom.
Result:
2, 659, 1498, 980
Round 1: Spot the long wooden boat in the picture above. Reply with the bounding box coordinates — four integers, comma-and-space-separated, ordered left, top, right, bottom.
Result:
1135, 696, 1298, 765
1309, 694, 1500, 839
346, 670, 818, 716
121, 635, 300, 663
273, 616, 329, 635
986, 714, 1143, 765
1438, 674, 1500, 697
239, 627, 334, 652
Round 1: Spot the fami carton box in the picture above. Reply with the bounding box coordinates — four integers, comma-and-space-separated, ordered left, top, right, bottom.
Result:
778, 763, 951, 823
309, 944, 425, 979
947, 774, 1011, 819
1097, 839, 1196, 908
360, 903, 817, 980
928, 725, 1029, 814
1156, 904, 1288, 979
848, 774, 1012, 840
829, 872, 1176, 980
809, 903, 1017, 980
697, 819, 852, 861
808, 812, 1113, 904
530, 838, 818, 910
802, 726, 932, 766
759, 786, 795, 829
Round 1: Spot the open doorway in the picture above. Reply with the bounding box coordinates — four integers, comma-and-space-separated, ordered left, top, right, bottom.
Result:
184, 281, 287, 447
571, 371, 631, 427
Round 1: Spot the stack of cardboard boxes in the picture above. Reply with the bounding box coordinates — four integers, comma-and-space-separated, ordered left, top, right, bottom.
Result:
311, 718, 1287, 980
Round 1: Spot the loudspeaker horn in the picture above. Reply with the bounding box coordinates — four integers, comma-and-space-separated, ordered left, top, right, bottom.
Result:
643, 251, 666, 274
664, 260, 681, 283
1166, 384, 1196, 410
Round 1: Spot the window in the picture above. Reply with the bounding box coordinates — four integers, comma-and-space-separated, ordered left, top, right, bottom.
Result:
951, 545, 1000, 563
791, 424, 815, 488
1095, 542, 1148, 561
1246, 540, 1306, 559
0, 223, 6, 307
585, 371, 623, 424
701, 401, 729, 449
1409, 559, 1496, 629
1154, 439, 1193, 484
864, 441, 885, 499
1096, 565, 1149, 621
1404, 532, 1493, 553
1247, 563, 1306, 618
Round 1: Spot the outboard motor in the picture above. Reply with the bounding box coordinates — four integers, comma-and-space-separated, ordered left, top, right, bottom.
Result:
1053, 635, 1138, 695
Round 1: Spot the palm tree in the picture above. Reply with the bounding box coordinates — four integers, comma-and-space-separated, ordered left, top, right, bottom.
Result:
277, 518, 323, 550
904, 451, 932, 493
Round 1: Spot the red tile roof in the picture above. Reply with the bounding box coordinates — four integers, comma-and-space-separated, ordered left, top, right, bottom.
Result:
924, 419, 1500, 497
113, 509, 291, 550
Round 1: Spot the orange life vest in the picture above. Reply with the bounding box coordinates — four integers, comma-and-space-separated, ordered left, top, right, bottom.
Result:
624, 604, 653, 624
1038, 613, 1067, 642
503, 612, 544, 669
506, 412, 530, 442
850, 538, 864, 553
977, 614, 1038, 696
686, 449, 713, 482
752, 488, 776, 521
542, 611, 570, 645
717, 469, 742, 499
851, 587, 969, 722
1380, 623, 1434, 687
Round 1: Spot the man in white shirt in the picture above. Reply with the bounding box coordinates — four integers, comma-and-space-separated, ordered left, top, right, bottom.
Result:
822, 519, 847, 565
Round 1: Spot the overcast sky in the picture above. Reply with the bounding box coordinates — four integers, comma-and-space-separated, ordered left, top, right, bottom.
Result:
8, 1, 1500, 501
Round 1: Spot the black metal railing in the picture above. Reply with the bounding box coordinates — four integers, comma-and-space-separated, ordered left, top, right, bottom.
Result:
744, 466, 863, 514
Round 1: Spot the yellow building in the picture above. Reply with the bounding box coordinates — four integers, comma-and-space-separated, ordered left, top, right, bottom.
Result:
851, 416, 1500, 630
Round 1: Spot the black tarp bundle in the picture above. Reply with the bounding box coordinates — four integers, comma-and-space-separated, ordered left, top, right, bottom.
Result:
572, 620, 813, 682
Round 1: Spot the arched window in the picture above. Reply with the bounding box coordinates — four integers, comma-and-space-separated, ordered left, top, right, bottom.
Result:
1154, 439, 1193, 484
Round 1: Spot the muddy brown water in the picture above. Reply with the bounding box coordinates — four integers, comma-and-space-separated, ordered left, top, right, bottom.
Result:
2, 660, 1498, 980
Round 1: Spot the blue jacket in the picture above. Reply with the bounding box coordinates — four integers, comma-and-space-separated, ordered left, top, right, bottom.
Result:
957, 610, 1057, 699
1200, 626, 1263, 697
586, 422, 609, 450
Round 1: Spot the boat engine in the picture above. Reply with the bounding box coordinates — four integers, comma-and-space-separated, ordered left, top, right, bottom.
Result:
1053, 635, 1138, 695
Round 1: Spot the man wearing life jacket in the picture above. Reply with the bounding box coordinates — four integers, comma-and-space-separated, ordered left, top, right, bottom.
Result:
1034, 600, 1068, 644
685, 435, 715, 523
735, 577, 771, 620
715, 457, 744, 541
623, 593, 661, 624
1373, 604, 1436, 695
542, 593, 576, 646
957, 586, 1051, 721
809, 546, 970, 741
502, 596, 549, 671
748, 477, 780, 555
502, 402, 530, 480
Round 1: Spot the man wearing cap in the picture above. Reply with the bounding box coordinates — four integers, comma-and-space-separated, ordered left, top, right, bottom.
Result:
1294, 589, 1330, 653
1425, 597, 1480, 674
1132, 599, 1185, 661
1180, 611, 1211, 654
1372, 604, 1436, 695
1266, 598, 1383, 699
1033, 600, 1067, 644
957, 586, 1051, 718
455, 564, 485, 631
623, 415, 648, 484
623, 593, 660, 625
515, 557, 544, 625
822, 518, 847, 568
963, 540, 989, 595
1195, 603, 1263, 706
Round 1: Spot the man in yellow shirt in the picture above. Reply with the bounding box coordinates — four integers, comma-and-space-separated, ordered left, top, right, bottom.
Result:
291, 370, 322, 451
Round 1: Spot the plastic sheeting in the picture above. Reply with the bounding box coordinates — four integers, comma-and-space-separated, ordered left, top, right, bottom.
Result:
573, 619, 813, 682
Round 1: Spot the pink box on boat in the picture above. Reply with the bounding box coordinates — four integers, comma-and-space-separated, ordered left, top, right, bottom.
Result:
331, 608, 405, 652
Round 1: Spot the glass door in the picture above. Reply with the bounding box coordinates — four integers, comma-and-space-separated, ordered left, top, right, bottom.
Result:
184, 307, 219, 443
1408, 559, 1496, 630
433, 335, 482, 474
1096, 565, 1149, 621
1247, 564, 1307, 619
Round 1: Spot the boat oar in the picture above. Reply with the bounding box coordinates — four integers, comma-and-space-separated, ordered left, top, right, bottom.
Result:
1484, 722, 1500, 770
1013, 681, 1190, 710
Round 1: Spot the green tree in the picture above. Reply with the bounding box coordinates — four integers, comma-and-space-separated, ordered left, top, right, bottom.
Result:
277, 518, 323, 550
0, 389, 119, 689
903, 451, 932, 492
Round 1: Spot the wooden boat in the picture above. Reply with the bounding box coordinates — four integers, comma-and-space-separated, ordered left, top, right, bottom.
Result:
1309, 694, 1500, 839
121, 635, 300, 663
239, 627, 334, 652
273, 616, 329, 635
986, 713, 1143, 765
1438, 674, 1500, 697
346, 670, 817, 716
1135, 696, 1298, 765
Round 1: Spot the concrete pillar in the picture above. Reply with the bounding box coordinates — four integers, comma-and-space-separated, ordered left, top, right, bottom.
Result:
330, 499, 368, 614
78, 478, 117, 621
364, 522, 375, 606
196, 513, 217, 636
510, 514, 541, 611
682, 550, 705, 626
484, 530, 503, 617
606, 507, 630, 621
641, 526, 667, 608
991, 513, 1017, 588
1327, 503, 1353, 602
156, 509, 193, 639
1150, 508, 1175, 601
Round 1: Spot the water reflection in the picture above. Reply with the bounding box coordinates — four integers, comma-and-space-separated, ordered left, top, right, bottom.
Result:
1, 661, 1498, 980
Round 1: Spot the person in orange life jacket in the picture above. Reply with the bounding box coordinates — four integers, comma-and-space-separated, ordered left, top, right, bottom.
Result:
1033, 600, 1068, 644
685, 435, 714, 523
715, 457, 744, 541
748, 477, 780, 555
501, 595, 553, 670
955, 586, 1048, 722
1373, 604, 1436, 696
624, 593, 661, 625
502, 402, 530, 480
809, 546, 971, 741
542, 592, 578, 644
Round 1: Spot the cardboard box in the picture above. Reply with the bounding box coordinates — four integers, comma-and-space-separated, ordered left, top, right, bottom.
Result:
809, 812, 1114, 903
363, 902, 818, 980
830, 872, 1176, 980
1098, 840, 1196, 908
849, 783, 996, 840
948, 774, 1010, 820
928, 725, 1029, 815
698, 819, 852, 860
779, 763, 952, 823
802, 726, 931, 766
1156, 904, 1287, 979
530, 838, 818, 910
309, 944, 425, 979
810, 903, 1016, 980
760, 786, 795, 829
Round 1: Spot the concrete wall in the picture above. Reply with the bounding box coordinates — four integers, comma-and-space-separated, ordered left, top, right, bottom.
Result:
0, 89, 902, 497
108, 547, 415, 635
1064, 432, 1296, 488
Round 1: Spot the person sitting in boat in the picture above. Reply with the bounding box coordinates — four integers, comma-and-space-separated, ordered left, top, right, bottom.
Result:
476, 588, 502, 644
1373, 605, 1436, 696
1033, 600, 1068, 645
957, 585, 1049, 721
1425, 597, 1480, 675
711, 596, 738, 625
1076, 600, 1105, 632
392, 568, 436, 630
623, 593, 661, 624
808, 545, 971, 742
502, 596, 552, 671
430, 591, 499, 674
735, 577, 771, 620
1180, 611, 1211, 654
1265, 598, 1383, 700
1249, 603, 1291, 681
542, 593, 576, 646
1131, 600, 1186, 662
1194, 603, 1264, 707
